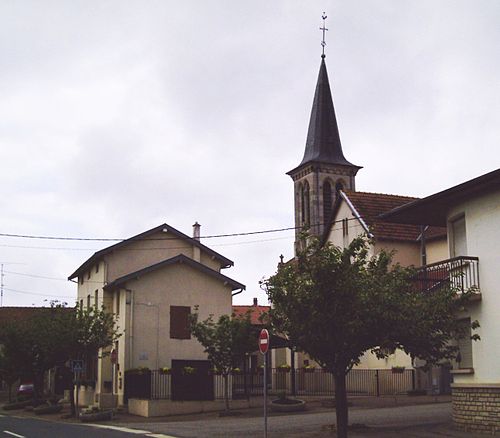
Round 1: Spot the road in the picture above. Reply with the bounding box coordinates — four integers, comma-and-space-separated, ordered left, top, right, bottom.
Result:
0, 403, 483, 437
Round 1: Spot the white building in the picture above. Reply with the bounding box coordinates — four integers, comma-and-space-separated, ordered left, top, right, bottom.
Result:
382, 168, 500, 434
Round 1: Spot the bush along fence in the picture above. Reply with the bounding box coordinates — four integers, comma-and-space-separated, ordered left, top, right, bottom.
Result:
124, 367, 416, 402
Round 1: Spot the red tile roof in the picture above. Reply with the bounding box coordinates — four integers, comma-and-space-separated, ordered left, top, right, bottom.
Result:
232, 305, 270, 325
342, 191, 446, 242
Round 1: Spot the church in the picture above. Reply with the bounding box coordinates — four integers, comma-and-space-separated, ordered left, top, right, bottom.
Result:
282, 47, 452, 385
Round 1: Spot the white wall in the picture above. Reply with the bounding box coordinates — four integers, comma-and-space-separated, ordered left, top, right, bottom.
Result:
448, 190, 500, 384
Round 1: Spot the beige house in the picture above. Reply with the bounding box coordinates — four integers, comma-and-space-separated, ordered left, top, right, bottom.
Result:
68, 222, 244, 407
382, 168, 500, 434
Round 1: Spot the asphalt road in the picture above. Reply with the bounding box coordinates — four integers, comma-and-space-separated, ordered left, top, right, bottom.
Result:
117, 402, 481, 437
0, 414, 167, 438
1, 403, 485, 438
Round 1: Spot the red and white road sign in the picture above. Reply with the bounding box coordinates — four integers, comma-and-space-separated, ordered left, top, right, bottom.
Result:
259, 329, 270, 354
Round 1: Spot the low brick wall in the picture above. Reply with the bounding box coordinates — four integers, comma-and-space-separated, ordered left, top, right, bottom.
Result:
452, 385, 500, 434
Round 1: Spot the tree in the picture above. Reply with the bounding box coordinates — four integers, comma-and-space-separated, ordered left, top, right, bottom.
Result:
189, 309, 257, 412
262, 235, 478, 438
0, 303, 119, 414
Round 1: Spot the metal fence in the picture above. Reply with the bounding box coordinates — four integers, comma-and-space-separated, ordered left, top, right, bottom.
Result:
128, 368, 415, 401
227, 368, 415, 399
413, 256, 480, 294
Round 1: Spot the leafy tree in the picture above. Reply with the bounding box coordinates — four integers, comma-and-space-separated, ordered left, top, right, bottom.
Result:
262, 235, 478, 438
189, 309, 257, 412
0, 303, 119, 414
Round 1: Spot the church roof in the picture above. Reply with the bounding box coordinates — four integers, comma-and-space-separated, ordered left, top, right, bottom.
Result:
326, 190, 446, 242
289, 58, 361, 175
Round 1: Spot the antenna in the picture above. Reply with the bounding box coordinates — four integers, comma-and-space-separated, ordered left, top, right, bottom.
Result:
320, 12, 328, 58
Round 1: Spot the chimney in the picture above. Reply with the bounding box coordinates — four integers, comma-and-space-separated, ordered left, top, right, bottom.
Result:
193, 222, 201, 241
253, 297, 258, 306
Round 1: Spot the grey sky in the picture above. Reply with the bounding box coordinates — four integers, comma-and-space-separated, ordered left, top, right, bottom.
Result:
0, 1, 498, 307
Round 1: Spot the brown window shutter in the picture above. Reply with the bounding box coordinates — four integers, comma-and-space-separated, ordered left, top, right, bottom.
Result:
170, 306, 191, 339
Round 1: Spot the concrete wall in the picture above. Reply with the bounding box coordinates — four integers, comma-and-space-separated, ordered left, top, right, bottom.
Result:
447, 190, 500, 386
104, 231, 222, 282
119, 262, 232, 372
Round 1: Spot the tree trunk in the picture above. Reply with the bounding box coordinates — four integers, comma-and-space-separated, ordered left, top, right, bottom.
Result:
223, 374, 230, 412
334, 372, 349, 438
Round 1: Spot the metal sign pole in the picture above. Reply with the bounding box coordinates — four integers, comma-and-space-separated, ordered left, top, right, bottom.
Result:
264, 351, 268, 438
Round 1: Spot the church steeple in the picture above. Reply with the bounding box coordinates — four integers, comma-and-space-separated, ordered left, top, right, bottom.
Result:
299, 58, 357, 168
287, 21, 362, 249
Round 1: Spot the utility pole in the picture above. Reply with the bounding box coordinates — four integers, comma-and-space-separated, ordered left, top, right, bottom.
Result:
0, 262, 28, 306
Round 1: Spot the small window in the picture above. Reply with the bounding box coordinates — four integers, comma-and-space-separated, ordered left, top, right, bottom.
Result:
87, 294, 91, 309
94, 289, 99, 307
323, 181, 332, 225
170, 306, 191, 339
80, 276, 84, 285
95, 264, 99, 274
80, 299, 83, 310
87, 270, 91, 280
342, 218, 349, 237
450, 215, 467, 257
456, 318, 473, 369
116, 291, 120, 315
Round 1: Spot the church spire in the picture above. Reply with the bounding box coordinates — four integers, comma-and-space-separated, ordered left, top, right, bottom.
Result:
298, 57, 356, 168
287, 14, 361, 248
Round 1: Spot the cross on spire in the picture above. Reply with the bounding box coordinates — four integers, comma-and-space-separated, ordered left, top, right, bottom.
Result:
320, 13, 328, 58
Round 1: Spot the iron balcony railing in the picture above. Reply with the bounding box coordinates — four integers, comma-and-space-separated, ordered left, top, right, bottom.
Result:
413, 256, 480, 295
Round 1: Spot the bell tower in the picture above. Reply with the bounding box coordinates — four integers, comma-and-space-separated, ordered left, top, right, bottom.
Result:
287, 17, 361, 250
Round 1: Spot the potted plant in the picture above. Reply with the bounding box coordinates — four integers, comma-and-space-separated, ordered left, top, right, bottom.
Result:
231, 367, 242, 375
277, 364, 291, 373
182, 366, 196, 375
159, 367, 171, 375
303, 365, 316, 373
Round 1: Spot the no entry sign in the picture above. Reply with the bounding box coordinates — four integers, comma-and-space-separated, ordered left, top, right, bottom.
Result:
259, 329, 270, 354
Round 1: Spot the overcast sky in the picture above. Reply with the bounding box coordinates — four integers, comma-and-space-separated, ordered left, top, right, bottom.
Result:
0, 1, 498, 308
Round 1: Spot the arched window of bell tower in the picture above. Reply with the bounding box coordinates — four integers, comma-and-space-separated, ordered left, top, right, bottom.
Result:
301, 181, 310, 225
323, 180, 333, 225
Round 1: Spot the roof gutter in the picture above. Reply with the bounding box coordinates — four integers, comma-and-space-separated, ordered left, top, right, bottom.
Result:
232, 288, 244, 297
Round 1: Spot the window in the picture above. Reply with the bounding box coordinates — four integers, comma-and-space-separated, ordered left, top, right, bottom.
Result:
87, 270, 91, 280
456, 318, 473, 369
170, 306, 191, 339
94, 289, 99, 307
323, 181, 332, 225
80, 276, 83, 285
301, 181, 310, 225
95, 263, 99, 274
450, 215, 467, 257
87, 294, 91, 309
116, 291, 120, 315
79, 299, 83, 310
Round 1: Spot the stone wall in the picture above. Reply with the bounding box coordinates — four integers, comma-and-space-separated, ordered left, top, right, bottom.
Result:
452, 385, 500, 434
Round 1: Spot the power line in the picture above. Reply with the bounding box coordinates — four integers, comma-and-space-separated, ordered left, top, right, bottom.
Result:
3, 287, 75, 299
0, 218, 362, 243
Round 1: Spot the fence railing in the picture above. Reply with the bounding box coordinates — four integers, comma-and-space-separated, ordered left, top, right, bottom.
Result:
413, 256, 480, 295
126, 368, 416, 401
227, 368, 415, 399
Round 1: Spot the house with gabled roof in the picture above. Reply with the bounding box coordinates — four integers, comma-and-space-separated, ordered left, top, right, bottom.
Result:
68, 222, 244, 408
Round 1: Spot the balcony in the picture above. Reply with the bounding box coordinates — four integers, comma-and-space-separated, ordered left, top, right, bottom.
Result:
413, 256, 480, 298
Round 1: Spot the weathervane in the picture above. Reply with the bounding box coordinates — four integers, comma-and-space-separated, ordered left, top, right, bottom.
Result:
320, 12, 328, 58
